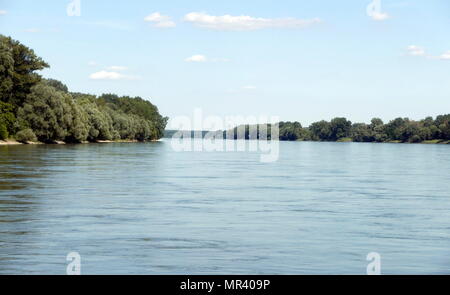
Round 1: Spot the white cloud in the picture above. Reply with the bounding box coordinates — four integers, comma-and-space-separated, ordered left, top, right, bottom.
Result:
144, 12, 176, 28
242, 85, 257, 90
438, 51, 450, 60
144, 12, 166, 22
90, 71, 124, 80
0, 10, 7, 15
88, 61, 98, 66
89, 71, 139, 80
184, 12, 321, 31
370, 12, 390, 21
405, 46, 450, 61
407, 45, 426, 56
107, 65, 128, 71
185, 55, 207, 62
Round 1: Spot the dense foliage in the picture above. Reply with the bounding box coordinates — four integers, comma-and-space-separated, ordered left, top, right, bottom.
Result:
0, 35, 167, 143
223, 115, 450, 143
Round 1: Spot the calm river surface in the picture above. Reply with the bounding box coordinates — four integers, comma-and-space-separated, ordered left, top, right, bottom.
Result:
0, 140, 449, 274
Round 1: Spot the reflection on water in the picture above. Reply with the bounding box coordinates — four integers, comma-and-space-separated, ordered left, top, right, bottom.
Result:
0, 141, 449, 274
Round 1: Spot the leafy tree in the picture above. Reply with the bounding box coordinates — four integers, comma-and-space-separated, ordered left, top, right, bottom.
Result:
402, 121, 421, 142
0, 37, 14, 103
370, 118, 384, 128
351, 123, 373, 142
369, 119, 387, 142
409, 135, 422, 143
45, 78, 69, 93
17, 82, 80, 142
422, 116, 434, 127
309, 120, 332, 141
0, 35, 49, 107
0, 121, 8, 140
435, 114, 450, 140
385, 118, 407, 141
330, 117, 352, 140
278, 121, 304, 141
98, 94, 168, 139
77, 98, 114, 141
0, 101, 15, 135
15, 128, 37, 143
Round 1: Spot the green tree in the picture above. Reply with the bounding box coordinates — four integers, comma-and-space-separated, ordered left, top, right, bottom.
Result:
278, 121, 304, 141
351, 123, 373, 142
435, 114, 450, 140
385, 118, 407, 141
0, 121, 8, 140
402, 121, 421, 142
45, 78, 69, 93
0, 35, 49, 107
77, 98, 114, 141
17, 82, 77, 142
15, 128, 37, 143
99, 94, 168, 140
0, 101, 16, 135
369, 118, 387, 142
309, 120, 332, 141
0, 37, 14, 103
330, 117, 352, 140
370, 118, 384, 128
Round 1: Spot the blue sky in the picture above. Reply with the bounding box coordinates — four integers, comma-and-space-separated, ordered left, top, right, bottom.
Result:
0, 0, 449, 126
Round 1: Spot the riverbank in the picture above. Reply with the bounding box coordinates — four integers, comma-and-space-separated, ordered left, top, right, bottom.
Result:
302, 139, 449, 144
0, 139, 157, 146
2, 138, 448, 146
334, 138, 449, 144
0, 140, 23, 145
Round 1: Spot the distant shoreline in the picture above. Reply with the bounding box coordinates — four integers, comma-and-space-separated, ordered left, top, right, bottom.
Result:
2, 137, 449, 146
162, 130, 450, 145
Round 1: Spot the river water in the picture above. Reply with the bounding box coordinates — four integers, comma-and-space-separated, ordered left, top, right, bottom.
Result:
0, 140, 449, 274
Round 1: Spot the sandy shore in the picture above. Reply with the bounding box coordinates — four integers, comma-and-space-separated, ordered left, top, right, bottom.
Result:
0, 140, 22, 145
1, 139, 153, 145
0, 140, 44, 145
96, 140, 139, 143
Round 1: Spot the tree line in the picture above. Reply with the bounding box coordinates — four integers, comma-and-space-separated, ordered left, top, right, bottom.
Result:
226, 115, 450, 143
0, 35, 167, 143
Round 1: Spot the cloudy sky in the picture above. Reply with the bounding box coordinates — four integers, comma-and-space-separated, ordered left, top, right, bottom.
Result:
0, 0, 449, 126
